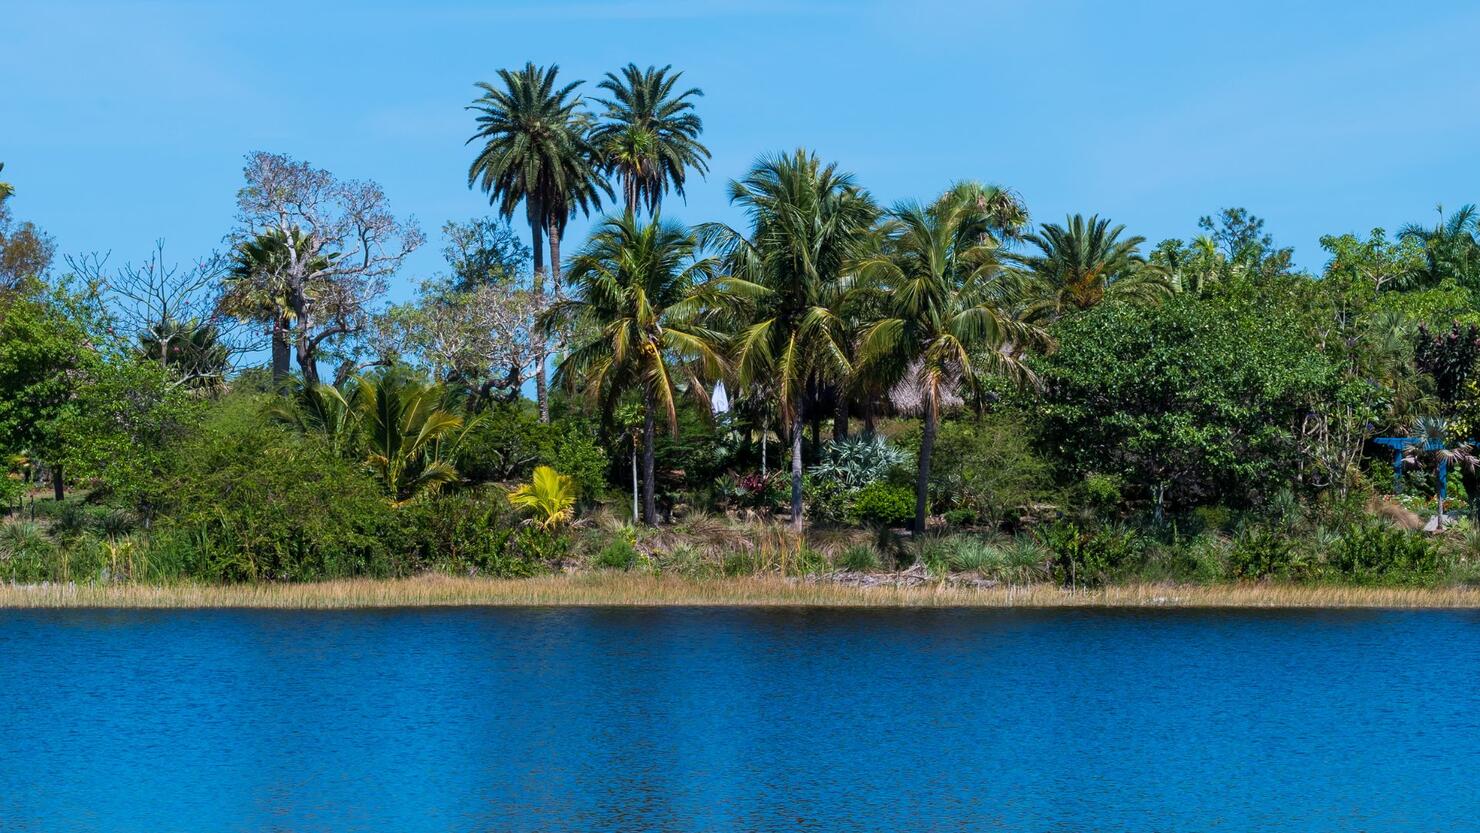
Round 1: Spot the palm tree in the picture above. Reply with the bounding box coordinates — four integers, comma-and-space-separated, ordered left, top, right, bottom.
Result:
856, 187, 1051, 533
1013, 214, 1170, 321
223, 228, 332, 382
467, 63, 610, 422
269, 380, 363, 458
1398, 204, 1480, 291
0, 162, 13, 204
356, 372, 466, 507
591, 63, 710, 216
138, 317, 229, 389
698, 149, 879, 530
508, 465, 578, 530
547, 214, 749, 525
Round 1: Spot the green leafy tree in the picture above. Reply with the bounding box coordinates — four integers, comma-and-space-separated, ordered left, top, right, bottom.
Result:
223, 228, 329, 381
856, 186, 1050, 532
591, 63, 710, 215
698, 149, 879, 529
1013, 214, 1170, 320
548, 214, 747, 524
1398, 205, 1480, 292
467, 63, 611, 421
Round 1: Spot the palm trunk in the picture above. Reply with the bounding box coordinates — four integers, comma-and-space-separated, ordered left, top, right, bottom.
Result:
528, 201, 549, 424
624, 172, 637, 216
862, 394, 876, 437
833, 389, 848, 442
914, 393, 937, 535
51, 464, 63, 502
543, 218, 565, 425
761, 419, 768, 478
790, 410, 804, 531
631, 438, 640, 523
271, 313, 291, 382
642, 390, 658, 525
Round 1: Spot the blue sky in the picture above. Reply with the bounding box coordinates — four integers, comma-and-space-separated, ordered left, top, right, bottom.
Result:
5, 0, 1480, 299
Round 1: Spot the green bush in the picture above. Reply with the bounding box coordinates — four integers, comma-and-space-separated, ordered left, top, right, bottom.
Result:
1328, 524, 1444, 585
1227, 526, 1299, 580
594, 538, 639, 570
927, 415, 1049, 526
155, 401, 399, 582
836, 544, 881, 571
852, 482, 916, 528
398, 487, 527, 576
1038, 522, 1143, 587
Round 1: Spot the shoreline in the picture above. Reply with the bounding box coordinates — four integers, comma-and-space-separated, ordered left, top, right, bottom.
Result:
3, 573, 1480, 610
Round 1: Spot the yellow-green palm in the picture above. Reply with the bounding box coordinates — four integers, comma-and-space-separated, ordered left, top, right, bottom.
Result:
508, 465, 578, 530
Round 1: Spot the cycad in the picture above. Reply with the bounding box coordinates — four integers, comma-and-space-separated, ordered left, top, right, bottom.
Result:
508, 465, 578, 530
1013, 214, 1170, 321
355, 373, 466, 507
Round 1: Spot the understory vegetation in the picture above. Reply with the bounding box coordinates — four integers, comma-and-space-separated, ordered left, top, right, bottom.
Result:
5, 66, 1480, 594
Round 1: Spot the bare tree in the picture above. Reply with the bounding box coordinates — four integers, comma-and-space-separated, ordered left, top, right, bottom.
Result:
71, 242, 242, 389
234, 152, 423, 386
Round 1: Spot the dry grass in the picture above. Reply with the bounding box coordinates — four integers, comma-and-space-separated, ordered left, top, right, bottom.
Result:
3, 574, 1480, 609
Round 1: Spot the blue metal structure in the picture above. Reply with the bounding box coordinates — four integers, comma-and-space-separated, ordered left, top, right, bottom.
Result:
1375, 435, 1451, 502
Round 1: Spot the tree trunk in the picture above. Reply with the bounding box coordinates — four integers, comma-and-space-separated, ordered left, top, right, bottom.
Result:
544, 219, 566, 425
833, 389, 848, 442
862, 394, 876, 437
51, 464, 63, 502
295, 316, 319, 387
761, 420, 768, 478
790, 410, 804, 531
528, 201, 549, 424
914, 394, 937, 535
271, 313, 292, 382
631, 439, 640, 522
642, 390, 658, 525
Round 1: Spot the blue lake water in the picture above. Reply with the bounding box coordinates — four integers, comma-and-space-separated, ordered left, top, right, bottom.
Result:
1, 606, 1477, 832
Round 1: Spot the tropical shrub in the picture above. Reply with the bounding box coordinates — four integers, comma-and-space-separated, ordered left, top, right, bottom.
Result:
851, 482, 916, 528
508, 466, 578, 530
927, 415, 1050, 526
1038, 522, 1143, 587
811, 435, 906, 490
1328, 524, 1444, 585
594, 538, 639, 570
397, 487, 528, 576
1226, 525, 1299, 580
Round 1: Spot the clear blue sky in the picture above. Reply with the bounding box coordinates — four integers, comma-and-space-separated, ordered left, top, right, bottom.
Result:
5, 0, 1480, 298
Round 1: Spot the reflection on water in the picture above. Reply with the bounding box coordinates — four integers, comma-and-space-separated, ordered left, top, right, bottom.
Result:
2, 606, 1477, 832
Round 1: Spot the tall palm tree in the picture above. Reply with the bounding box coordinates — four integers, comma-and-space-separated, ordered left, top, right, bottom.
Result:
1013, 214, 1170, 321
1398, 204, 1480, 291
467, 63, 610, 421
138, 317, 229, 389
698, 149, 879, 530
856, 188, 1051, 533
592, 64, 710, 216
548, 214, 749, 524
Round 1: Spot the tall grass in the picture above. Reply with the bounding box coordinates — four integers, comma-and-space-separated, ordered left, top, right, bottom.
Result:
4, 574, 1480, 609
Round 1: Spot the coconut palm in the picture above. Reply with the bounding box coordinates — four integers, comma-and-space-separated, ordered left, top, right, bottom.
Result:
467, 63, 610, 421
269, 380, 363, 458
591, 64, 710, 216
1398, 204, 1480, 291
1013, 214, 1170, 321
856, 189, 1051, 533
698, 149, 879, 529
547, 214, 751, 524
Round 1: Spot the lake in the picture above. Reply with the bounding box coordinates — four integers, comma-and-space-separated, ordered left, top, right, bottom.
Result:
1, 606, 1476, 832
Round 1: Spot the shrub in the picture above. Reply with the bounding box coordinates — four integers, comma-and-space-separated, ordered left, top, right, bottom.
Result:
155, 401, 398, 582
928, 414, 1051, 526
947, 537, 1004, 574
852, 482, 916, 528
811, 435, 906, 490
836, 544, 881, 572
1328, 524, 1444, 585
1038, 522, 1143, 587
594, 538, 639, 570
398, 487, 525, 576
1227, 525, 1299, 580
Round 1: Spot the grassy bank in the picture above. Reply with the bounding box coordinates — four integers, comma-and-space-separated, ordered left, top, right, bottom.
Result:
3, 573, 1480, 609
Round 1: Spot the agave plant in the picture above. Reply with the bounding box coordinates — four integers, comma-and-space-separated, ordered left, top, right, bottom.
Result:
810, 435, 906, 491
508, 466, 578, 530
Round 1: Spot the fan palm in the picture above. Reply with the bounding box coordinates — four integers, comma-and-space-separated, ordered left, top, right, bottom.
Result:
591, 63, 710, 216
548, 214, 752, 524
223, 228, 331, 381
467, 63, 610, 421
856, 188, 1051, 533
137, 316, 229, 389
1013, 214, 1170, 321
697, 149, 879, 529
